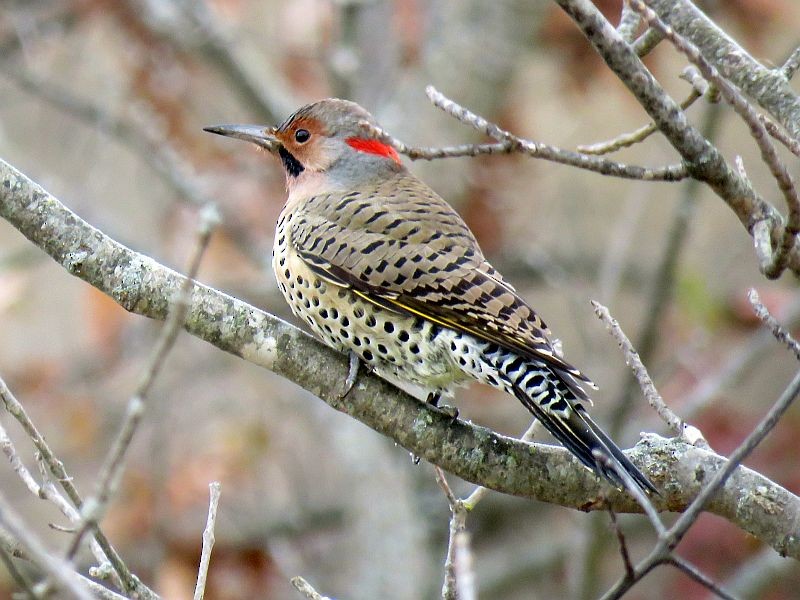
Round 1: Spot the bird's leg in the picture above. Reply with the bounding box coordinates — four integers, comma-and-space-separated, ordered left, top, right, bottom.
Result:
340, 351, 361, 398
426, 392, 459, 423
425, 391, 441, 406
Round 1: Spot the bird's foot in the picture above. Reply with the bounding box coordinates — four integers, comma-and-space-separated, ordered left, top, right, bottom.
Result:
426, 392, 459, 423
340, 351, 361, 399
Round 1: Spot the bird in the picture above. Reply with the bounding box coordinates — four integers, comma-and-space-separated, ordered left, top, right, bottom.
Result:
204, 99, 656, 494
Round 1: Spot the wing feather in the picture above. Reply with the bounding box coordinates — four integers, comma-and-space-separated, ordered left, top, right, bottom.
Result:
289, 172, 595, 391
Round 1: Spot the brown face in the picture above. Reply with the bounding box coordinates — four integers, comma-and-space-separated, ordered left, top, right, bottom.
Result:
273, 116, 334, 174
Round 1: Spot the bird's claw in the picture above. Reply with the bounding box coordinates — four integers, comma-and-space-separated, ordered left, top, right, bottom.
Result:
340, 351, 361, 398
426, 392, 459, 423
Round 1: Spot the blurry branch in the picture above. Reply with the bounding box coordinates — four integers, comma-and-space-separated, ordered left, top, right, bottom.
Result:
761, 115, 800, 158
193, 482, 221, 600
577, 89, 699, 155
612, 102, 722, 435
2, 160, 800, 559
723, 547, 796, 598
642, 0, 800, 140
360, 93, 689, 182
683, 292, 800, 417
554, 0, 800, 278
632, 28, 664, 57
601, 292, 800, 598
290, 576, 332, 600
434, 420, 540, 600
664, 557, 736, 600
0, 489, 92, 600
328, 0, 397, 107
1, 65, 209, 207
125, 0, 294, 123
616, 1, 641, 44
64, 207, 216, 571
591, 302, 683, 437
0, 63, 266, 265
749, 289, 800, 359
0, 378, 154, 599
631, 0, 800, 279
783, 46, 800, 80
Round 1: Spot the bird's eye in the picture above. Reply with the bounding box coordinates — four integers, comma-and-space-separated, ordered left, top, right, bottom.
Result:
295, 129, 311, 143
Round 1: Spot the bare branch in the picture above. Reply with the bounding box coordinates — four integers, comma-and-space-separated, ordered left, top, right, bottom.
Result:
193, 482, 221, 600
0, 378, 153, 598
0, 490, 92, 600
553, 0, 796, 275
291, 576, 332, 600
643, 0, 800, 139
423, 86, 688, 181
607, 509, 634, 580
667, 556, 738, 600
64, 204, 217, 566
783, 45, 800, 80
591, 302, 684, 436
2, 159, 800, 558
748, 289, 800, 361
631, 0, 800, 279
760, 115, 800, 158
578, 89, 701, 155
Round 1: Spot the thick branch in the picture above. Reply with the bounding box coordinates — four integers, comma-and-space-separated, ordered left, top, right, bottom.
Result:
645, 0, 800, 140
1, 159, 799, 558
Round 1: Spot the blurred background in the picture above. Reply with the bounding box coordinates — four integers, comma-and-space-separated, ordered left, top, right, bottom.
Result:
1, 0, 799, 598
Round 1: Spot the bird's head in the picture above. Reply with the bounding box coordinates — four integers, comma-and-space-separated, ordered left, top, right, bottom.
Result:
204, 99, 403, 191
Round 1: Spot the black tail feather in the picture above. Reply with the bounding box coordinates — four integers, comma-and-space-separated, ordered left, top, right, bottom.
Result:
509, 373, 657, 496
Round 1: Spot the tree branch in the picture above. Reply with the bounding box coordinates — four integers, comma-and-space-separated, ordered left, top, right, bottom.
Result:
644, 0, 800, 140
553, 0, 800, 276
1, 158, 799, 559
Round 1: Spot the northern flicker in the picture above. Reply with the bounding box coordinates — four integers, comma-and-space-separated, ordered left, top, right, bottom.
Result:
205, 99, 656, 494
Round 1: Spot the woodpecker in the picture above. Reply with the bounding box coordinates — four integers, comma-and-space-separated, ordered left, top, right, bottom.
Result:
205, 99, 656, 494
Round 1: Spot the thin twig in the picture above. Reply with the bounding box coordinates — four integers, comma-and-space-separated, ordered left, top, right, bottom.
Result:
0, 544, 36, 599
290, 576, 332, 600
748, 289, 800, 361
578, 89, 701, 155
434, 467, 469, 600
423, 86, 688, 181
603, 360, 800, 597
782, 45, 800, 80
760, 115, 800, 158
611, 101, 723, 436
591, 301, 683, 435
0, 489, 92, 600
631, 0, 800, 278
0, 377, 145, 596
683, 292, 800, 416
632, 28, 664, 56
607, 509, 634, 580
65, 205, 218, 563
193, 482, 221, 600
666, 556, 739, 600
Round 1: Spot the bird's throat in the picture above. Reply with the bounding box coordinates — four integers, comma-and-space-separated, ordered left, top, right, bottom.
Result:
279, 146, 305, 178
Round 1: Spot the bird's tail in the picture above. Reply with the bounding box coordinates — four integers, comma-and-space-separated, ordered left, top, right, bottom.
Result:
497, 355, 656, 495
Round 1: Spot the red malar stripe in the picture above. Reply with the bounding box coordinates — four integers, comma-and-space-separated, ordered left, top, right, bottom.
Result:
345, 137, 401, 165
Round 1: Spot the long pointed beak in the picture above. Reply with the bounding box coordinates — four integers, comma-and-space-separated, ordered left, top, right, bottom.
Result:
203, 124, 280, 152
